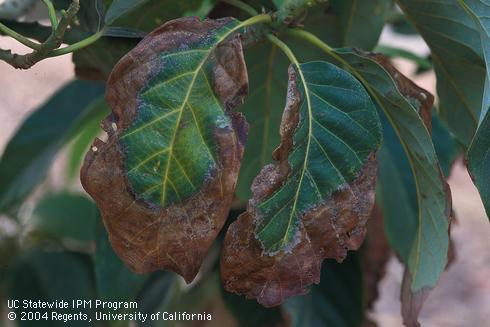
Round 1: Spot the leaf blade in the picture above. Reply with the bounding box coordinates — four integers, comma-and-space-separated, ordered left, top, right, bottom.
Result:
222, 60, 381, 306
461, 0, 490, 219
81, 17, 250, 282
0, 80, 105, 214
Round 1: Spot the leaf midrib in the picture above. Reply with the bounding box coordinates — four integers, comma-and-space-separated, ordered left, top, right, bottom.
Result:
159, 22, 243, 205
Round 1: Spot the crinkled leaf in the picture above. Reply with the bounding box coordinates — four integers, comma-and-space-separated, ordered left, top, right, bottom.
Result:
0, 80, 105, 214
29, 192, 97, 243
332, 50, 451, 325
283, 252, 364, 327
221, 61, 381, 306
81, 17, 248, 282
330, 0, 392, 50
396, 0, 486, 146
461, 0, 490, 219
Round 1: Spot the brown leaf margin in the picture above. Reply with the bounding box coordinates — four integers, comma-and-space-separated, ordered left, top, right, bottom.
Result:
80, 17, 248, 282
361, 51, 453, 327
221, 66, 379, 307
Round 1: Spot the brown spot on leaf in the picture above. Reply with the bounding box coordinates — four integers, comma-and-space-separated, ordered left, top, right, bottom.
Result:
221, 67, 378, 306
80, 17, 248, 283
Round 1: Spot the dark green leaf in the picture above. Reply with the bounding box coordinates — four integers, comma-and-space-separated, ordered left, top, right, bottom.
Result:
136, 272, 179, 321
254, 61, 381, 253
236, 6, 360, 201
67, 99, 109, 179
103, 26, 147, 38
396, 0, 486, 146
235, 41, 288, 201
432, 113, 460, 176
330, 0, 392, 50
221, 285, 285, 327
8, 250, 95, 327
284, 253, 364, 327
73, 37, 139, 80
106, 0, 213, 30
29, 193, 97, 243
0, 80, 105, 214
222, 60, 381, 306
461, 0, 490, 219
105, 0, 150, 25
374, 45, 432, 72
94, 218, 146, 301
334, 49, 451, 292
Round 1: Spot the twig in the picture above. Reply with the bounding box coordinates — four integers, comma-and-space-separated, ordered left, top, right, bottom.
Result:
0, 0, 81, 69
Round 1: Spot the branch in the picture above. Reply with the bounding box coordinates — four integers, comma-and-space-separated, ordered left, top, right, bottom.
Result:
1, 0, 80, 69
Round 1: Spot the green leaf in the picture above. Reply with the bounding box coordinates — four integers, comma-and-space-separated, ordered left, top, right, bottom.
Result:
222, 60, 381, 306
396, 0, 486, 146
330, 0, 392, 50
432, 112, 460, 176
236, 5, 366, 201
81, 16, 253, 282
255, 61, 381, 253
284, 253, 364, 327
105, 0, 213, 31
235, 41, 288, 200
374, 45, 433, 72
94, 218, 146, 301
29, 193, 97, 243
105, 0, 150, 25
73, 37, 139, 80
334, 49, 451, 292
0, 80, 105, 214
67, 99, 109, 179
221, 285, 285, 327
116, 19, 245, 207
460, 0, 490, 219
8, 250, 95, 327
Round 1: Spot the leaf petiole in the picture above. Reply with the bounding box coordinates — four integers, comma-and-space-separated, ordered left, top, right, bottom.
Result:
50, 29, 105, 57
0, 22, 42, 50
42, 0, 59, 31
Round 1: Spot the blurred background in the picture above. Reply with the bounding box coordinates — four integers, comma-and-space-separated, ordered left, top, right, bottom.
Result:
0, 1, 489, 326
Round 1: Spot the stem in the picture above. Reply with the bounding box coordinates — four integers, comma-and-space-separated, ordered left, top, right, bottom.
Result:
266, 34, 301, 68
287, 28, 347, 66
0, 22, 41, 50
50, 29, 104, 56
43, 0, 59, 30
222, 0, 258, 16
239, 13, 272, 28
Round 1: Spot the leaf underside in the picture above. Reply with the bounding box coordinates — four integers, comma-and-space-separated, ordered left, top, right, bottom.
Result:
221, 61, 381, 307
334, 49, 452, 326
396, 0, 486, 146
81, 17, 248, 282
463, 0, 490, 219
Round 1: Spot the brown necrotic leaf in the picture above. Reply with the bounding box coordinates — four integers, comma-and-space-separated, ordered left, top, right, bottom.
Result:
81, 17, 249, 282
221, 62, 382, 307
